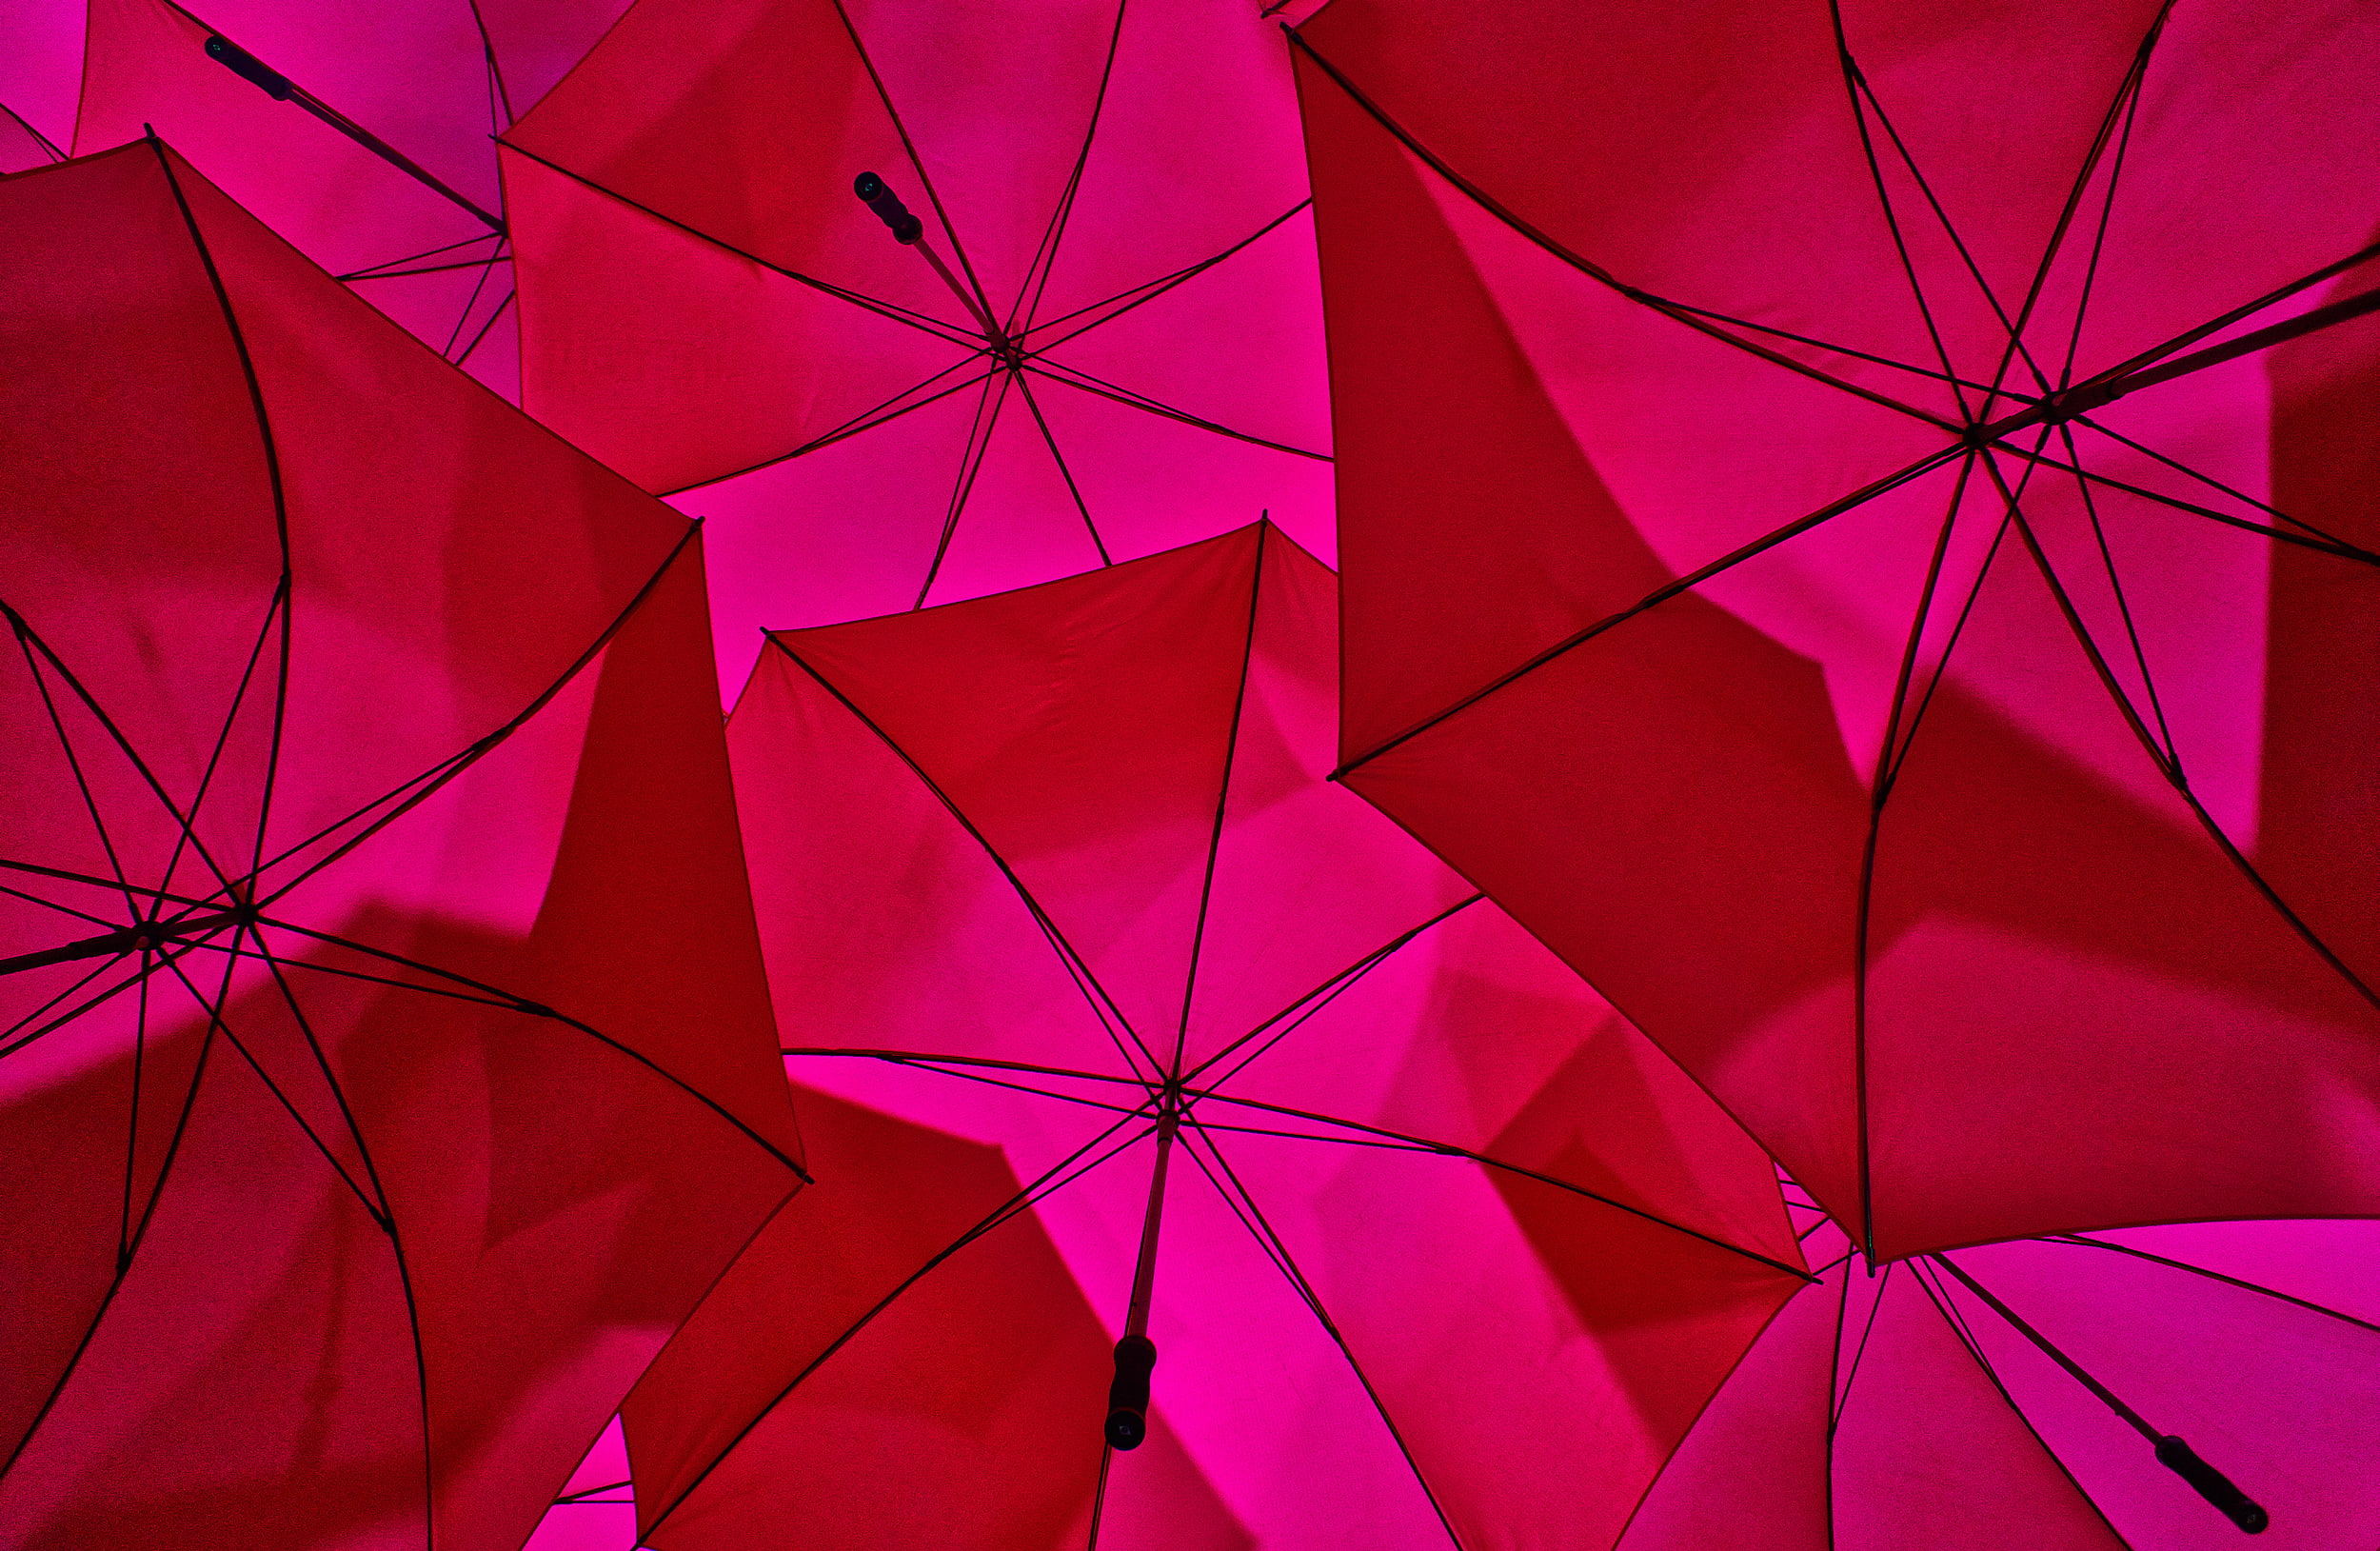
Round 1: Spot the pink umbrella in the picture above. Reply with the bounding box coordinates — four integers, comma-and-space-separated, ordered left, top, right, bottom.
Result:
499, 0, 1334, 688
1302, 0, 2380, 1258
0, 140, 801, 1548
2, 0, 632, 395
617, 525, 1812, 1549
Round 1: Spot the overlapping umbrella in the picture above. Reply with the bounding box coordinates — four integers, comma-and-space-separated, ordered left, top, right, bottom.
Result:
621, 525, 1810, 1550
500, 0, 1333, 686
0, 139, 801, 1549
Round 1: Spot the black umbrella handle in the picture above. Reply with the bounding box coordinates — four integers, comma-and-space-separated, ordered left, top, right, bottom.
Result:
852, 171, 923, 245
1104, 1335, 1157, 1451
2154, 1436, 2268, 1534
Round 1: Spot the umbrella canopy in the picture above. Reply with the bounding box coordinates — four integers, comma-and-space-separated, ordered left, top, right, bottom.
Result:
1, 0, 633, 395
1300, 0, 2380, 1259
0, 140, 802, 1549
617, 524, 1812, 1550
500, 0, 1334, 687
1619, 1210, 2380, 1550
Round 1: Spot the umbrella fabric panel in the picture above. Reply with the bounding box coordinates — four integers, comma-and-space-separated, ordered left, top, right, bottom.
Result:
1303, 0, 2380, 1255
0, 143, 800, 1549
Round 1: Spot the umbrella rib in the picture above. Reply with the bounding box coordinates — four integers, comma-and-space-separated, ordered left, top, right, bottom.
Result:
1853, 452, 1978, 1254
492, 139, 979, 349
154, 139, 303, 893
1994, 438, 2376, 565
1829, 1261, 1894, 1434
1285, 29, 1955, 433
1909, 1260, 2143, 1546
763, 636, 1163, 1084
0, 97, 64, 162
151, 943, 388, 1228
6, 617, 142, 915
155, 579, 287, 907
340, 253, 515, 283
1336, 441, 1968, 777
2066, 417, 2358, 552
2053, 422, 2182, 771
335, 231, 507, 281
438, 236, 511, 358
551, 1479, 631, 1505
1004, 0, 1130, 336
0, 960, 229, 1488
0, 936, 221, 1060
1987, 458, 2380, 1015
1826, 1, 1972, 418
1023, 199, 1314, 349
915, 368, 1017, 609
451, 286, 515, 368
637, 1107, 1158, 1541
257, 525, 700, 905
1179, 1087, 1813, 1281
1172, 1123, 1470, 1551
463, 0, 515, 129
120, 955, 150, 1262
1023, 358, 1332, 461
826, 0, 1001, 328
241, 915, 815, 1182
1170, 527, 1268, 1075
1007, 366, 1113, 565
783, 1049, 1148, 1116
252, 937, 405, 1223
1188, 892, 1489, 1091
663, 359, 998, 496
2052, 17, 2158, 393
2047, 1234, 2380, 1336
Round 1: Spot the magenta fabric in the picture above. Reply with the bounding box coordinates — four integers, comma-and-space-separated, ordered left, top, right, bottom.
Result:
621, 526, 1809, 1549
1305, 0, 2380, 1259
0, 143, 799, 1549
503, 0, 1332, 691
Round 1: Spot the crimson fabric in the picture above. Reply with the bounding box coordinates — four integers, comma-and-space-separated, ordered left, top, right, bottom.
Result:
0, 143, 799, 1549
624, 526, 1807, 1550
1619, 1212, 2380, 1550
504, 0, 1331, 689
1303, 0, 2380, 1257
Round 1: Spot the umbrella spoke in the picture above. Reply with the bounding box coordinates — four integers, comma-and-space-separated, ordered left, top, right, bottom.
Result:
8, 615, 145, 912
436, 236, 512, 359
334, 230, 508, 282
1023, 358, 1330, 462
1024, 199, 1314, 351
1007, 366, 1113, 566
1825, 1, 1973, 416
2045, 1234, 2380, 1336
2068, 416, 2359, 552
1003, 0, 1130, 337
2053, 422, 2183, 771
158, 578, 286, 909
664, 357, 999, 496
916, 368, 1017, 609
1186, 891, 1486, 1091
1168, 530, 1267, 1077
782, 1048, 1152, 1115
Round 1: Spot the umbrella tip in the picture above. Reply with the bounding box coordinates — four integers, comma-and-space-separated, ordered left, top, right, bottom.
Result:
2153, 1435, 2268, 1534
853, 170, 923, 245
1103, 1334, 1157, 1451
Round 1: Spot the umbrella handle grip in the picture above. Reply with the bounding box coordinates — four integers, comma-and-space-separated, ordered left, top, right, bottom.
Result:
204, 35, 295, 100
852, 171, 923, 244
2154, 1436, 2268, 1534
1103, 1335, 1157, 1451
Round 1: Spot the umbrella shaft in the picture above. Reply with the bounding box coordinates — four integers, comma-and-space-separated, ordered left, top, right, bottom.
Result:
1123, 1109, 1179, 1342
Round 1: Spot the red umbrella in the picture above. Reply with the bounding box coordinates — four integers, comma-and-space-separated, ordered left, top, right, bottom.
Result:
618, 525, 1811, 1549
1302, 0, 2380, 1259
2, 0, 632, 396
499, 0, 1333, 686
0, 140, 801, 1548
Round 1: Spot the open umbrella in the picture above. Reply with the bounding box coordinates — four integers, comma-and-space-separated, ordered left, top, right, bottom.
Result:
0, 140, 802, 1549
616, 524, 1812, 1549
500, 0, 1334, 687
2, 0, 633, 395
1299, 0, 2380, 1259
